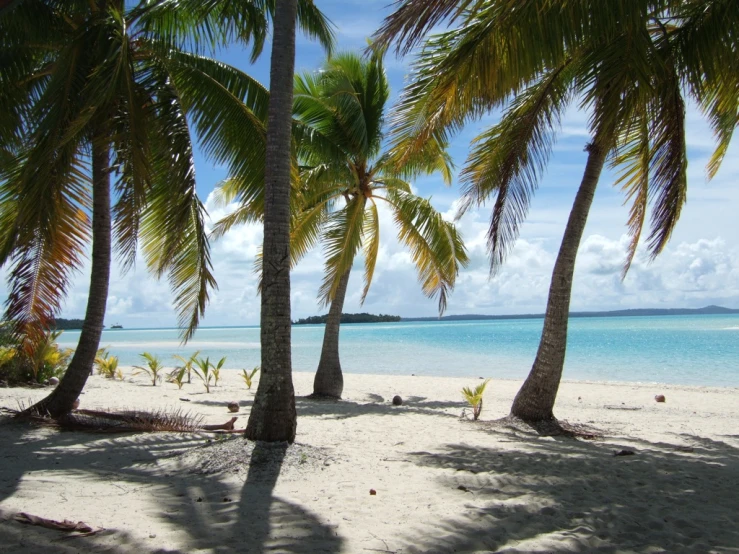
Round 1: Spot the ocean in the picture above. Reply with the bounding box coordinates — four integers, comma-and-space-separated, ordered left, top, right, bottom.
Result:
56, 314, 739, 387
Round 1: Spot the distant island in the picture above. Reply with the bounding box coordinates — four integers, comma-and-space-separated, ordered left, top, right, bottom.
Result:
402, 305, 739, 322
51, 318, 86, 330
294, 313, 402, 325
51, 318, 123, 330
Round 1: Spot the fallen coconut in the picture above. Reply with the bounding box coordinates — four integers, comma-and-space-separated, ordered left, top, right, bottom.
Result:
227, 401, 240, 413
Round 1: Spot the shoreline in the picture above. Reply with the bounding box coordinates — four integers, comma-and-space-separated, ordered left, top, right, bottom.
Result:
6, 368, 739, 392
1, 371, 737, 552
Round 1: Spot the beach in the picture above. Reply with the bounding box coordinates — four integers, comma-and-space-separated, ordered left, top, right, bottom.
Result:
1, 370, 738, 553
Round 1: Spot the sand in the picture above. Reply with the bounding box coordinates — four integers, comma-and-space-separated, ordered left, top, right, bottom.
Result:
0, 369, 738, 553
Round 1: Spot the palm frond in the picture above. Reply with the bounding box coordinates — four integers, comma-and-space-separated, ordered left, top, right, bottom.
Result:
360, 199, 380, 304
459, 61, 573, 274
382, 189, 468, 314
317, 195, 366, 306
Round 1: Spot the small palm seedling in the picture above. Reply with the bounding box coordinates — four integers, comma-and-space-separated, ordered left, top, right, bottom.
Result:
462, 379, 491, 421
173, 351, 200, 384
94, 347, 110, 375
133, 352, 165, 386
212, 356, 227, 386
167, 366, 187, 390
241, 367, 260, 390
97, 355, 122, 380
193, 356, 215, 393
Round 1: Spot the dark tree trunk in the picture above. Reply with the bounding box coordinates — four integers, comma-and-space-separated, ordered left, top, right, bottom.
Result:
311, 269, 351, 399
510, 142, 607, 422
245, 0, 298, 443
28, 131, 111, 418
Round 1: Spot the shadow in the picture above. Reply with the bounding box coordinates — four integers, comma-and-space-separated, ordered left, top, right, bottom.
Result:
0, 418, 343, 553
394, 431, 739, 553
187, 398, 255, 410
295, 396, 466, 420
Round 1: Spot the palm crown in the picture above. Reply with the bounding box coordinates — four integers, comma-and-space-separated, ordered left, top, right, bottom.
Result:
292, 50, 468, 312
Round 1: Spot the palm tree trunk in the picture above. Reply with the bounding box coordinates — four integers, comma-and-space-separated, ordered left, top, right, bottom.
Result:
311, 269, 351, 399
510, 141, 607, 422
28, 130, 112, 418
245, 0, 298, 443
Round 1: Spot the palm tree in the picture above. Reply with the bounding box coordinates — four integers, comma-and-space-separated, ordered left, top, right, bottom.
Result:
0, 0, 293, 417
244, 0, 298, 443
291, 51, 468, 399
374, 1, 731, 422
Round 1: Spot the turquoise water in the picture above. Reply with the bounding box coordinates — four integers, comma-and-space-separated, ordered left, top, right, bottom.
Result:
56, 315, 739, 387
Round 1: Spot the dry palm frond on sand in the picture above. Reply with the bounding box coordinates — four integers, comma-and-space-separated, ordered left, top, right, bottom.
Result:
11, 407, 204, 433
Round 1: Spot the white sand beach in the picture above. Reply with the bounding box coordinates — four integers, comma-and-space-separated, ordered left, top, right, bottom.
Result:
1, 370, 738, 553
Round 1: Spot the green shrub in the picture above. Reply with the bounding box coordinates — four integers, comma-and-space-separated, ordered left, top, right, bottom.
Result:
0, 329, 72, 385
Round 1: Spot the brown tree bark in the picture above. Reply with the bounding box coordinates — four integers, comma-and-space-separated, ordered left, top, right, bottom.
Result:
28, 130, 112, 418
311, 269, 351, 399
245, 0, 298, 443
510, 141, 607, 422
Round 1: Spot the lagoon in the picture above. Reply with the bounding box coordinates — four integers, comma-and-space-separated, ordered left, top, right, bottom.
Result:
57, 314, 739, 387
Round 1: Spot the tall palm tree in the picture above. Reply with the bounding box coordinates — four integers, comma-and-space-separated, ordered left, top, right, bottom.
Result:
0, 0, 292, 417
374, 1, 732, 422
290, 51, 467, 399
244, 0, 300, 443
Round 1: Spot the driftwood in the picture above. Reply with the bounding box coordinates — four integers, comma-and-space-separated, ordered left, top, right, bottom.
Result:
201, 417, 238, 431
14, 512, 101, 538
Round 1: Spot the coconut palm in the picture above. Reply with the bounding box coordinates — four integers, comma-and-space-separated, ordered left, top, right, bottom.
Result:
374, 1, 733, 422
290, 50, 467, 399
0, 0, 319, 417
244, 0, 298, 443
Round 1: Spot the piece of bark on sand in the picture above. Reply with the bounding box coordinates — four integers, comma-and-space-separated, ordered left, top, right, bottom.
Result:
14, 512, 100, 538
201, 417, 238, 431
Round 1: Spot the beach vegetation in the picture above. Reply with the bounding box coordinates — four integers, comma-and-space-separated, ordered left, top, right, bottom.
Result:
241, 367, 260, 390
0, 329, 72, 385
288, 49, 467, 400
173, 351, 201, 385
133, 352, 165, 386
167, 366, 188, 390
192, 356, 217, 393
374, 0, 734, 422
212, 356, 227, 387
462, 379, 491, 421
96, 353, 122, 381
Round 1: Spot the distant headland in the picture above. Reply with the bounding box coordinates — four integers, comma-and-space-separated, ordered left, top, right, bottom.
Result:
402, 305, 739, 322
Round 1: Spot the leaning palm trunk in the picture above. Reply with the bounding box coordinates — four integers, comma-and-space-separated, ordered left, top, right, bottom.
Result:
311, 269, 351, 399
245, 0, 298, 443
28, 133, 112, 418
510, 142, 607, 422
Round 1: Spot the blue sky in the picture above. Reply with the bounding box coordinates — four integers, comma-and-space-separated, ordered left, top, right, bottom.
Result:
4, 1, 738, 329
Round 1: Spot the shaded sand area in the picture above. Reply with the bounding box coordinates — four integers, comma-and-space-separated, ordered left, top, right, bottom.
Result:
1, 371, 738, 553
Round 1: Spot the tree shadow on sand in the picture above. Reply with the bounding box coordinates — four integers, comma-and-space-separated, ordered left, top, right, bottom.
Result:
394, 426, 739, 553
295, 395, 466, 420
0, 418, 343, 553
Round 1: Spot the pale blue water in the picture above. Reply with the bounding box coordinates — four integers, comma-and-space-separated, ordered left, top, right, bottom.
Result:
56, 315, 739, 387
